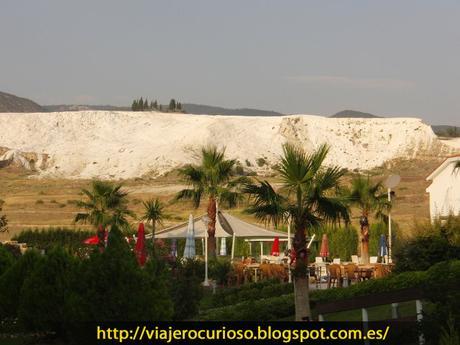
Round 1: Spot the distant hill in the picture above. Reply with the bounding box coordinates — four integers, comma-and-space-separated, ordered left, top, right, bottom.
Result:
0, 91, 43, 113
182, 103, 283, 116
431, 125, 460, 137
43, 104, 130, 112
330, 110, 381, 118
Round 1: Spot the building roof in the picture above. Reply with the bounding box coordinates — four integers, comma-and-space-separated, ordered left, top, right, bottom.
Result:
150, 211, 291, 239
426, 154, 460, 181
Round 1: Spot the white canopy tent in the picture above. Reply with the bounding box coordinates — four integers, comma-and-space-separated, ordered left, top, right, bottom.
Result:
148, 211, 292, 260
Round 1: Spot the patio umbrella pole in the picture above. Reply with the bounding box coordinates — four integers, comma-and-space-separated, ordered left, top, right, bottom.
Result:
388, 187, 392, 264
231, 232, 236, 262
288, 222, 292, 283
204, 231, 209, 286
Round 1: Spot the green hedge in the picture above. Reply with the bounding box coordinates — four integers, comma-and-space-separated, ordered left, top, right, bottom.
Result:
200, 280, 293, 310
199, 294, 294, 321
309, 225, 359, 261
199, 260, 460, 321
12, 227, 95, 252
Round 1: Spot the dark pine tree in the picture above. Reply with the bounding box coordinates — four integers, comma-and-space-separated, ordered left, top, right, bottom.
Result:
169, 99, 176, 111
139, 97, 144, 111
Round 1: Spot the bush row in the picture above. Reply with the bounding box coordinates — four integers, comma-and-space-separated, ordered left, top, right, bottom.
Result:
12, 227, 94, 252
199, 260, 460, 321
200, 279, 293, 310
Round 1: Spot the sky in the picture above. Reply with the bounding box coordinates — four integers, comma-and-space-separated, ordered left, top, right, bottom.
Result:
1, 0, 459, 125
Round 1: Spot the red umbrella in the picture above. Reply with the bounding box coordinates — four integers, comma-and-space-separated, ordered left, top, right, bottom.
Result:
319, 234, 329, 258
83, 225, 106, 245
135, 223, 147, 266
83, 235, 99, 245
271, 237, 280, 256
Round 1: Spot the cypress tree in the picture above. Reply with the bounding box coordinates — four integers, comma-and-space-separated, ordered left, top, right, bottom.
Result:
139, 97, 144, 111
169, 99, 176, 111
153, 100, 158, 110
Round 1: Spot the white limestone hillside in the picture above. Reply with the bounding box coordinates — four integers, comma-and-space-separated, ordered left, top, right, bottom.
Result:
0, 111, 450, 179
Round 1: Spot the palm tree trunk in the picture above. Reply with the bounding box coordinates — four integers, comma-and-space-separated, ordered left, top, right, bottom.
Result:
360, 213, 370, 264
293, 225, 312, 321
207, 196, 217, 257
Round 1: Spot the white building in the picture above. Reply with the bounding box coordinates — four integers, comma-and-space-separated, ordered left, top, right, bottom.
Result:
426, 155, 460, 221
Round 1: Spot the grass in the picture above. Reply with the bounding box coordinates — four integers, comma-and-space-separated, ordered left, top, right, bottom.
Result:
0, 155, 443, 241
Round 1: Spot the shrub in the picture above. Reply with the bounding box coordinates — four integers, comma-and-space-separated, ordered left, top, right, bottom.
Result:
73, 227, 173, 322
235, 165, 245, 176
256, 157, 266, 167
13, 227, 95, 253
200, 294, 294, 321
209, 258, 232, 286
0, 249, 43, 318
393, 235, 460, 273
35, 199, 44, 205
171, 258, 204, 320
200, 280, 293, 310
0, 245, 15, 276
18, 247, 78, 334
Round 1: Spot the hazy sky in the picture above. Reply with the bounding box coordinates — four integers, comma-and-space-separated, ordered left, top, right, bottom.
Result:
1, 0, 459, 125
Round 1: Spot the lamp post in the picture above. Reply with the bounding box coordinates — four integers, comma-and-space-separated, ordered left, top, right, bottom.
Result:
384, 175, 400, 264
202, 215, 210, 286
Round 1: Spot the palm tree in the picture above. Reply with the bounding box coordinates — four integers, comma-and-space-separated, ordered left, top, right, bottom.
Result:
176, 146, 247, 257
244, 143, 349, 321
348, 175, 389, 264
141, 198, 167, 251
75, 180, 135, 230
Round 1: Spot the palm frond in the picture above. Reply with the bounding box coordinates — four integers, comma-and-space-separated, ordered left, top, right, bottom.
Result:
244, 180, 286, 227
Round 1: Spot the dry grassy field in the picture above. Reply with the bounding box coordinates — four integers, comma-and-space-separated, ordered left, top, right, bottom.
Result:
0, 156, 444, 242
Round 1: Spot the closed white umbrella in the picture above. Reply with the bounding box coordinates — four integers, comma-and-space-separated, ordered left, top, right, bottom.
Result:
183, 214, 196, 259
219, 237, 227, 256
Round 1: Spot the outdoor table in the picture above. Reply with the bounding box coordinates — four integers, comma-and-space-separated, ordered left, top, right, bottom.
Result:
245, 263, 260, 282
356, 265, 375, 280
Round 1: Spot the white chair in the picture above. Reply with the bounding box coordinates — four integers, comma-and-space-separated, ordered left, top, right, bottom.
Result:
351, 255, 359, 264
370, 256, 378, 264
315, 257, 324, 264
333, 258, 341, 264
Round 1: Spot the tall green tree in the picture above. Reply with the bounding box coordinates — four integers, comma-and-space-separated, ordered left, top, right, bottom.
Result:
153, 100, 158, 110
139, 97, 144, 111
131, 99, 138, 111
0, 200, 7, 233
74, 180, 135, 230
141, 198, 167, 251
244, 144, 349, 321
176, 146, 247, 256
169, 99, 176, 111
348, 175, 389, 264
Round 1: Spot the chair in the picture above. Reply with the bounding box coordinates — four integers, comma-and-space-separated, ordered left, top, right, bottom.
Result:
315, 262, 328, 288
351, 255, 359, 264
327, 264, 343, 288
229, 262, 248, 286
333, 258, 341, 264
370, 256, 378, 264
344, 264, 359, 285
